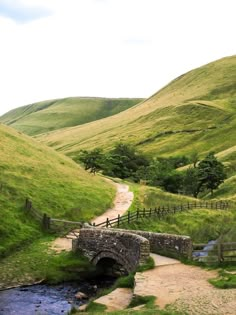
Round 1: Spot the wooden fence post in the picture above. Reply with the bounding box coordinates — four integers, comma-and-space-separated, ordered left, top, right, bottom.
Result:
42, 213, 50, 230
106, 218, 109, 228
217, 241, 223, 263
25, 198, 29, 210
154, 207, 157, 216
117, 214, 120, 227
157, 206, 161, 218
188, 241, 193, 260
25, 198, 32, 210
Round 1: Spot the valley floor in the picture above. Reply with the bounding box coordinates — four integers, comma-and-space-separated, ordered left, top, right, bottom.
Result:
1, 180, 235, 315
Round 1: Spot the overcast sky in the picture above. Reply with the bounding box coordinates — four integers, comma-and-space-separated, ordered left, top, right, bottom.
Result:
0, 0, 235, 115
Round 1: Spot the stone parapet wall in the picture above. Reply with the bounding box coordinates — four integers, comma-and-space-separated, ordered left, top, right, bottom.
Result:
73, 228, 150, 272
112, 228, 192, 259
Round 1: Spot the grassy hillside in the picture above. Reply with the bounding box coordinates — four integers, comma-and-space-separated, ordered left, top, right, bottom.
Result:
0, 124, 115, 257
37, 56, 236, 160
123, 183, 236, 244
36, 56, 236, 200
0, 97, 143, 136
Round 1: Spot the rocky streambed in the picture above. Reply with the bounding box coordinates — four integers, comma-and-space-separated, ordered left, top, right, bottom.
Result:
0, 277, 115, 315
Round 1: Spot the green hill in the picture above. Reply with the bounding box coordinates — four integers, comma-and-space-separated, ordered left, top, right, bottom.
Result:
0, 124, 115, 257
36, 55, 236, 200
37, 56, 236, 156
0, 97, 143, 136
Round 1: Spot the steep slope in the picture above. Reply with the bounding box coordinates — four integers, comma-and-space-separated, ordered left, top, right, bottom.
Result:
0, 124, 115, 257
0, 97, 143, 135
37, 55, 236, 162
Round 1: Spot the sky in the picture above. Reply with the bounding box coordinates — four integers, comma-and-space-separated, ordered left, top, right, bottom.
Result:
0, 0, 235, 115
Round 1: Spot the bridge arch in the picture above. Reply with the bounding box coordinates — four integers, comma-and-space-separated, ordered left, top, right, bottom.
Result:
91, 249, 132, 274
72, 228, 150, 273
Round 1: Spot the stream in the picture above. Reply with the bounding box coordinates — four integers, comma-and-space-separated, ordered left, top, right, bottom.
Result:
192, 240, 217, 261
0, 277, 115, 315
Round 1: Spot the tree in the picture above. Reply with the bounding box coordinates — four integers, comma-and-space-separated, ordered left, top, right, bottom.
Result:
162, 171, 185, 194
189, 151, 199, 168
196, 152, 226, 196
106, 143, 149, 179
78, 148, 104, 174
141, 158, 173, 187
182, 167, 199, 197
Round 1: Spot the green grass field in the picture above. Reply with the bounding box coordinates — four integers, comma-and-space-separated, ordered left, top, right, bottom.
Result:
124, 183, 236, 243
0, 97, 143, 136
0, 124, 115, 257
36, 56, 236, 162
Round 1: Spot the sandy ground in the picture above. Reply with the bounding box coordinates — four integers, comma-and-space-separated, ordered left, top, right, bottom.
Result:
51, 180, 134, 252
93, 288, 133, 311
134, 254, 236, 315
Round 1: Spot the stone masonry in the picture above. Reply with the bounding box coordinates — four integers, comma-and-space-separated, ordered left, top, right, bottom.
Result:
72, 227, 192, 272
72, 227, 150, 273
112, 229, 192, 259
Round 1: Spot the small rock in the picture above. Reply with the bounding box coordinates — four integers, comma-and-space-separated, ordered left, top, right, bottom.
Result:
78, 304, 87, 311
75, 291, 88, 299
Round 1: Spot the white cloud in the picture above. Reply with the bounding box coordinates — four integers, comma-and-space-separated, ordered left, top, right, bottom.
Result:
0, 0, 235, 115
0, 0, 52, 23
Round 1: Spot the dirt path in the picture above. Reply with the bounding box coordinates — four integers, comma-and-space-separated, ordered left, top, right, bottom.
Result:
51, 182, 235, 315
135, 254, 236, 315
51, 181, 134, 252
92, 288, 133, 311
92, 181, 134, 226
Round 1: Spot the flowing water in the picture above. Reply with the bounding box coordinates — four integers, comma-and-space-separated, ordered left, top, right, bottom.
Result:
0, 277, 115, 315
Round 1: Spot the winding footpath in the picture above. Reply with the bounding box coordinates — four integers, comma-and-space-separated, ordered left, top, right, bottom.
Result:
52, 180, 236, 314
92, 181, 134, 226
51, 180, 134, 252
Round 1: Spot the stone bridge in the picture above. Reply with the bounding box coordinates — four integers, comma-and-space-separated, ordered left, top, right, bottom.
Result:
72, 227, 192, 274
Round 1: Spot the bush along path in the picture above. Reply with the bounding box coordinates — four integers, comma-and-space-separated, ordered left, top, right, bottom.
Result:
51, 180, 134, 252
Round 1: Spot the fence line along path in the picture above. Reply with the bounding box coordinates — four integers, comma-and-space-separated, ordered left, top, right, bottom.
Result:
94, 200, 230, 228
51, 182, 134, 252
